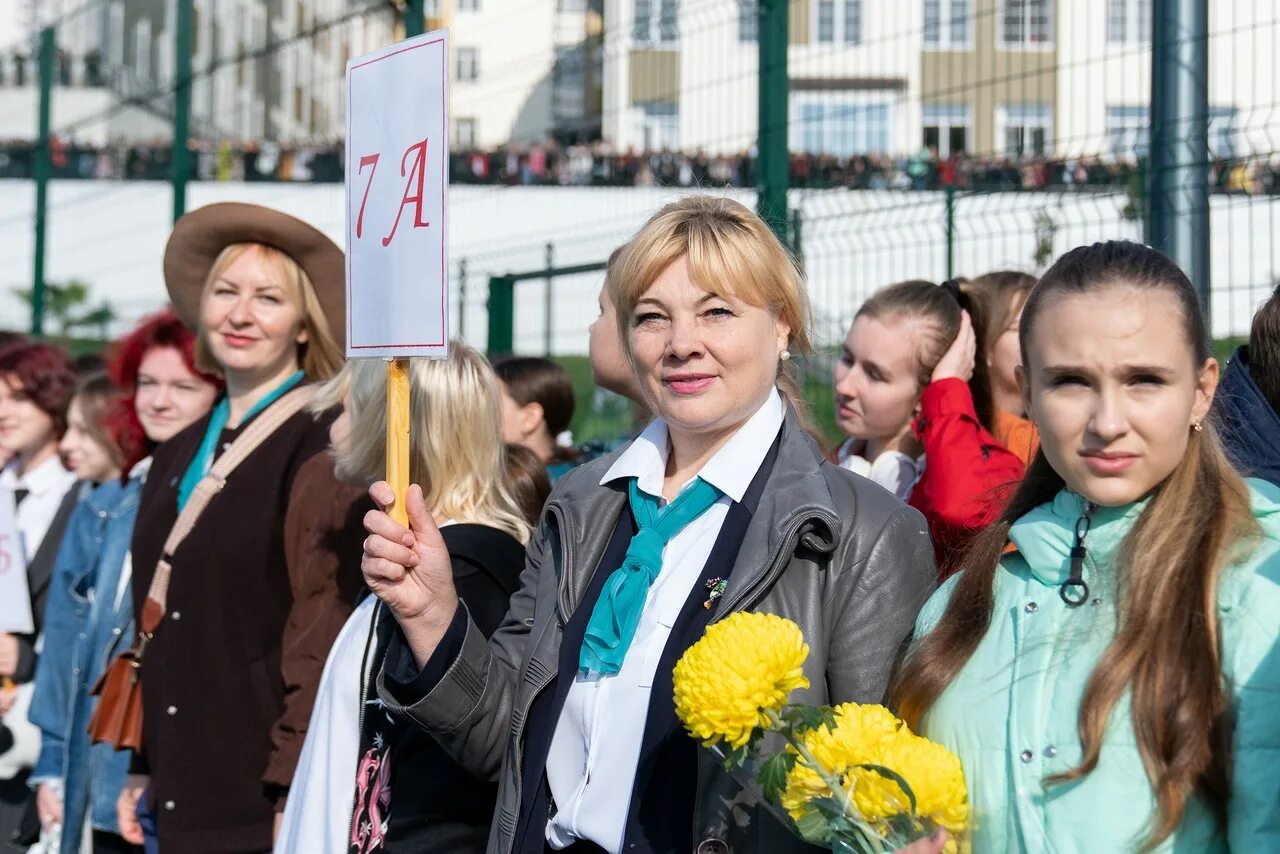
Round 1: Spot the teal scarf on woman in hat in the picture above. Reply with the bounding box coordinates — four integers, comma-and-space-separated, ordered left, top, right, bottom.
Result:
176, 370, 304, 511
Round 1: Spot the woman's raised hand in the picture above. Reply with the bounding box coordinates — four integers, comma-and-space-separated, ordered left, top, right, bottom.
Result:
362, 482, 458, 667
931, 309, 977, 384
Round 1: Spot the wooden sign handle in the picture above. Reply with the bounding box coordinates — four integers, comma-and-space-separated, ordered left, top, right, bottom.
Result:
386, 358, 411, 526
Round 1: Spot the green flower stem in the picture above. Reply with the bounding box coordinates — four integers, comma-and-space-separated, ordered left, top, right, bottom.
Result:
761, 709, 888, 854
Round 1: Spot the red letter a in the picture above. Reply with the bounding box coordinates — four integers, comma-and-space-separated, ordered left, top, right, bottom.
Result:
381, 137, 430, 247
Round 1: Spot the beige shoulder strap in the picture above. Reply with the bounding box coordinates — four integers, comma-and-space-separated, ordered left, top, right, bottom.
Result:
139, 385, 317, 634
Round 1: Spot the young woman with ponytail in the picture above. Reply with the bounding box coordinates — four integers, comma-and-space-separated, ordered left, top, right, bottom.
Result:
832, 279, 1026, 573
892, 241, 1280, 851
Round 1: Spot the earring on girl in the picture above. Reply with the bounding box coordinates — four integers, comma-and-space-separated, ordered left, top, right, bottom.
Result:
1192, 421, 1204, 433
779, 349, 791, 362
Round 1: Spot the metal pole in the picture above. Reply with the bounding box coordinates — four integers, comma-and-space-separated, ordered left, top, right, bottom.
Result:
403, 0, 425, 38
1149, 0, 1209, 315
457, 258, 467, 340
172, 0, 193, 223
488, 275, 515, 356
944, 186, 956, 280
756, 0, 789, 242
544, 242, 554, 356
31, 26, 54, 335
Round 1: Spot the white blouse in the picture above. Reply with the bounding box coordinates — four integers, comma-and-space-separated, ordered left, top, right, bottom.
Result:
544, 389, 784, 853
834, 437, 924, 503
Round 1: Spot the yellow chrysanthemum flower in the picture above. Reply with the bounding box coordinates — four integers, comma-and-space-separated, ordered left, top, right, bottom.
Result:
781, 703, 969, 852
780, 703, 903, 819
672, 611, 810, 749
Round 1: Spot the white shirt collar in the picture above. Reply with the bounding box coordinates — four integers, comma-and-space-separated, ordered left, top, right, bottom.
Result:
0, 453, 73, 496
601, 388, 784, 504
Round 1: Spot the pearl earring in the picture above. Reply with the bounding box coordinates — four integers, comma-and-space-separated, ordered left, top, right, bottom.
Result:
779, 349, 791, 362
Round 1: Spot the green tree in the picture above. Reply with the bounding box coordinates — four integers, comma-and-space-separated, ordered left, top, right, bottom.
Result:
13, 279, 117, 340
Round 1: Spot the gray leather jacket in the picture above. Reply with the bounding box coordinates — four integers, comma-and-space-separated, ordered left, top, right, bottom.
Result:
378, 405, 937, 853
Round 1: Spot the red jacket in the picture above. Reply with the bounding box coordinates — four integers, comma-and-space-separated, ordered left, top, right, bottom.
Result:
907, 378, 1025, 577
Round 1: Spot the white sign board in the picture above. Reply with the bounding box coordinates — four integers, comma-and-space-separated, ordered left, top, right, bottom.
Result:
0, 492, 33, 635
345, 29, 450, 359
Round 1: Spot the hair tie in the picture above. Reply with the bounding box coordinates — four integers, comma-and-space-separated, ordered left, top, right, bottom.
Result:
939, 279, 963, 303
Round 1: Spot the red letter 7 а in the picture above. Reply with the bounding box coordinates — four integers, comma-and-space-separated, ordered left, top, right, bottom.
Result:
355, 154, 379, 239
381, 138, 430, 247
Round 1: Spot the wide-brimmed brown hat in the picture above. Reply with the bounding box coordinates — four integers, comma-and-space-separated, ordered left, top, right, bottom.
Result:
162, 202, 345, 348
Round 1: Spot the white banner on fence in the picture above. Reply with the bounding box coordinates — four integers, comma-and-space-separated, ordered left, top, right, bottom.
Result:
0, 491, 33, 635
344, 29, 450, 359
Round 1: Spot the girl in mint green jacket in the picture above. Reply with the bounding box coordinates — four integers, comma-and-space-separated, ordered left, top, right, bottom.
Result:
893, 241, 1280, 853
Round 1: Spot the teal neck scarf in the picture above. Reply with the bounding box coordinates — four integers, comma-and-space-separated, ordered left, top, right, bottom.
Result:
579, 476, 723, 679
176, 370, 304, 511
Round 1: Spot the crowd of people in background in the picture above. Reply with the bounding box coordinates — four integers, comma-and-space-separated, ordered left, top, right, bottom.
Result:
0, 194, 1276, 854
3, 137, 1279, 195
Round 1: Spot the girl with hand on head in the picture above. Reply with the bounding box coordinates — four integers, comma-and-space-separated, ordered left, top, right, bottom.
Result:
361, 196, 936, 854
833, 279, 1025, 574
893, 241, 1280, 852
29, 313, 219, 854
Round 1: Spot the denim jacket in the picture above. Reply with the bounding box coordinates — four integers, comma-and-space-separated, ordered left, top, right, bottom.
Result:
28, 475, 141, 852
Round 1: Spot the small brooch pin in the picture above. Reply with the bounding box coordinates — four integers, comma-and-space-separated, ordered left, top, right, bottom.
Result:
703, 577, 727, 610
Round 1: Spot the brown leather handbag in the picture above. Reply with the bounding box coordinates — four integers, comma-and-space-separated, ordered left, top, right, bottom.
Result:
86, 386, 315, 750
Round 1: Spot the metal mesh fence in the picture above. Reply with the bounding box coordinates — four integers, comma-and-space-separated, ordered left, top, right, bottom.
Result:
0, 1, 1276, 439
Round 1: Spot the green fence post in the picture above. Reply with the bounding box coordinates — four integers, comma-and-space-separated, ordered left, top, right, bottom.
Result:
457, 258, 467, 340
944, 186, 956, 280
789, 206, 803, 267
487, 275, 514, 356
757, 0, 789, 242
31, 26, 54, 336
403, 0, 425, 37
1150, 0, 1209, 316
543, 242, 554, 356
172, 0, 193, 223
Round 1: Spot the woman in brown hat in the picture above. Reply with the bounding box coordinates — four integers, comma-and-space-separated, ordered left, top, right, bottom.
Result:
113, 203, 364, 854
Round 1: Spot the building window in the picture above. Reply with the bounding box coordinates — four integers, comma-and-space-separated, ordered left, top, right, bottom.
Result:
1001, 0, 1053, 48
455, 117, 477, 148
997, 103, 1052, 156
844, 0, 862, 44
813, 0, 860, 45
923, 103, 971, 156
633, 0, 677, 45
632, 101, 678, 150
816, 0, 835, 42
739, 0, 757, 43
458, 0, 480, 9
924, 0, 971, 49
1108, 104, 1236, 159
1106, 105, 1148, 158
456, 46, 478, 81
1107, 0, 1151, 44
1209, 106, 1237, 159
792, 93, 895, 156
134, 18, 151, 82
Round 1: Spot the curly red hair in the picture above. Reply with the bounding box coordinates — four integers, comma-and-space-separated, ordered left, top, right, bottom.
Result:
105, 309, 222, 477
0, 340, 76, 437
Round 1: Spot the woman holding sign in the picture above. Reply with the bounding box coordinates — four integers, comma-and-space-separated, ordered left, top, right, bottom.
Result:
361, 196, 938, 854
114, 204, 359, 854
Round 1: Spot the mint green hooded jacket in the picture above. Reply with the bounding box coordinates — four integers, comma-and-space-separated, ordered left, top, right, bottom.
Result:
914, 479, 1280, 852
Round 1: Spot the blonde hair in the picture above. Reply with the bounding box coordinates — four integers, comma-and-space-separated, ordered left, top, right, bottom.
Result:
317, 343, 531, 545
609, 196, 813, 415
195, 242, 343, 381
